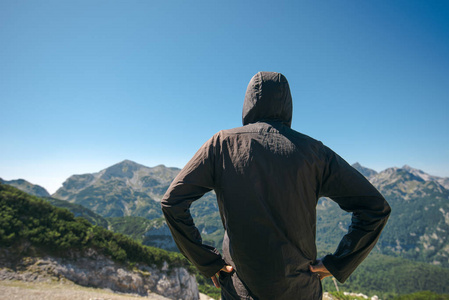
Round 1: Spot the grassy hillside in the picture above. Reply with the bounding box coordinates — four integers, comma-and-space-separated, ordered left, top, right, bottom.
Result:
328, 290, 449, 300
107, 216, 153, 242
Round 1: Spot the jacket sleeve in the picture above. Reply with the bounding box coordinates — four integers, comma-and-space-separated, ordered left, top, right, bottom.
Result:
319, 146, 391, 283
161, 137, 225, 278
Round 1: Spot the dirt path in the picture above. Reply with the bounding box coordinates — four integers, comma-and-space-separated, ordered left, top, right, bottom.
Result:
0, 280, 175, 300
0, 280, 344, 300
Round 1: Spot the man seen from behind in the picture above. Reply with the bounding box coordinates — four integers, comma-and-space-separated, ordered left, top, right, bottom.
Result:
161, 72, 391, 300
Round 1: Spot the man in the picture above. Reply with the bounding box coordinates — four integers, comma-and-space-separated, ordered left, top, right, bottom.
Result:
161, 72, 391, 299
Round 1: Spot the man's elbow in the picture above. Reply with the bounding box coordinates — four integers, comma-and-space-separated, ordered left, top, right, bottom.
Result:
376, 197, 391, 225
384, 201, 392, 222
368, 196, 391, 223
160, 189, 173, 208
381, 195, 391, 216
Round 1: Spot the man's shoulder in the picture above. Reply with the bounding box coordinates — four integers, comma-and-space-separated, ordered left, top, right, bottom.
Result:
215, 123, 324, 146
287, 129, 323, 145
214, 124, 259, 137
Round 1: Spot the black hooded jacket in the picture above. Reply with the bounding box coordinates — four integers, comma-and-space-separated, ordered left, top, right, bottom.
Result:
161, 72, 391, 299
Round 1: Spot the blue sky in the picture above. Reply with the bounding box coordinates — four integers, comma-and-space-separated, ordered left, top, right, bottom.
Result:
1, 0, 448, 194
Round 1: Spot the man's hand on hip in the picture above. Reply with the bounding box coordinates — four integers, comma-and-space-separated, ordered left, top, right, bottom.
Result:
309, 259, 332, 280
211, 265, 234, 288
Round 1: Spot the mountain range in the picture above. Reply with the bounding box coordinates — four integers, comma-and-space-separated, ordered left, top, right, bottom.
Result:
3, 160, 449, 269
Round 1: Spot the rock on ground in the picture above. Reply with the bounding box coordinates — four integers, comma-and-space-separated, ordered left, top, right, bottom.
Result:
0, 247, 199, 300
0, 280, 214, 300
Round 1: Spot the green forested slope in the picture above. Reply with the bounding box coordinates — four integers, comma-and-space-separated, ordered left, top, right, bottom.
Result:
45, 197, 109, 228
320, 253, 449, 299
106, 216, 178, 251
107, 216, 154, 242
0, 183, 190, 270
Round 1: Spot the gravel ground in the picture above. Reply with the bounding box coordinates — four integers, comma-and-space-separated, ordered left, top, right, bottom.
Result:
0, 280, 214, 300
0, 280, 345, 300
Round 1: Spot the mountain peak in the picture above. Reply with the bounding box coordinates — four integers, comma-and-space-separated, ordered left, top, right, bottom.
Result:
370, 165, 449, 194
399, 165, 449, 189
100, 160, 147, 180
115, 159, 144, 167
402, 165, 420, 173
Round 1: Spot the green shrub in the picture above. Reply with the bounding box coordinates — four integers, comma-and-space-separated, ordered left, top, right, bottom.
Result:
392, 291, 449, 300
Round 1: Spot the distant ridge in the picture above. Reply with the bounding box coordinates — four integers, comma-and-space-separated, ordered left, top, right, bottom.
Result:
0, 178, 50, 197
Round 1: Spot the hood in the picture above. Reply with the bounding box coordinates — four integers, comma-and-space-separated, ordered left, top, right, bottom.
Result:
242, 72, 293, 127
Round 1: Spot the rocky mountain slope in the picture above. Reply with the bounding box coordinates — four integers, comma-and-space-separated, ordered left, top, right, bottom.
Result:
52, 160, 179, 219
402, 165, 449, 190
